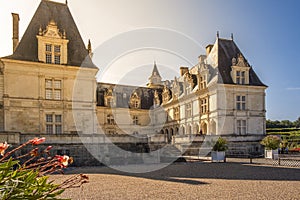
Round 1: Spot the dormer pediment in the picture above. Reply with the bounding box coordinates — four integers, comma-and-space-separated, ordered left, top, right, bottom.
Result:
39, 20, 66, 39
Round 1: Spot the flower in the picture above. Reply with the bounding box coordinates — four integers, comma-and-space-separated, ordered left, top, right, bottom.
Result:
56, 155, 73, 167
0, 142, 9, 156
30, 148, 39, 157
31, 137, 46, 145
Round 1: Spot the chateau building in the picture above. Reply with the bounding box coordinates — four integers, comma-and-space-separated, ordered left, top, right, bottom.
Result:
0, 0, 267, 163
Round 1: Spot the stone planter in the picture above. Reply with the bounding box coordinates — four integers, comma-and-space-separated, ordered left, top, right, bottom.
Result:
265, 149, 279, 159
211, 151, 226, 162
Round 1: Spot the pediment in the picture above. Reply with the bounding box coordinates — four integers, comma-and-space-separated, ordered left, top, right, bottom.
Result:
39, 20, 65, 39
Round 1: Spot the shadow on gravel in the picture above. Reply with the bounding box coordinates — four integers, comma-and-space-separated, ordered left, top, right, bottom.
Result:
64, 162, 300, 185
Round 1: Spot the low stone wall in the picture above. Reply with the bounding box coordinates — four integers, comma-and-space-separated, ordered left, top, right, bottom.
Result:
0, 132, 265, 165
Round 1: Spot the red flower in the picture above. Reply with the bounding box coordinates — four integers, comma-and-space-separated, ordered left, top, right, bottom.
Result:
30, 137, 46, 145
56, 155, 73, 167
0, 142, 9, 156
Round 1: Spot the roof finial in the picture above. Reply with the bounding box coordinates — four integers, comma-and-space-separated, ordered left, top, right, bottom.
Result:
217, 31, 219, 38
87, 39, 93, 57
39, 26, 43, 36
231, 33, 234, 41
66, 0, 68, 5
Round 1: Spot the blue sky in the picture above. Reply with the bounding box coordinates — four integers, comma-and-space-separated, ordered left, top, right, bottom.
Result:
0, 0, 300, 121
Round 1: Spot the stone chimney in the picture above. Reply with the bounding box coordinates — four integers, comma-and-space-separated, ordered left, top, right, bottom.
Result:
180, 67, 189, 76
12, 13, 20, 52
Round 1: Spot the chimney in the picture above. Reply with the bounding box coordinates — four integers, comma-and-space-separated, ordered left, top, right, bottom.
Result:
12, 13, 20, 52
206, 44, 213, 56
180, 67, 189, 76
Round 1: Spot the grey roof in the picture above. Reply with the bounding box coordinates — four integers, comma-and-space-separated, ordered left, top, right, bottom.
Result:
214, 38, 266, 86
97, 82, 163, 109
5, 0, 97, 68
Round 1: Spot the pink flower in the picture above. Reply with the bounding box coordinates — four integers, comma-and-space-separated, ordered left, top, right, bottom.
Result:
30, 137, 46, 145
0, 142, 9, 156
56, 155, 73, 167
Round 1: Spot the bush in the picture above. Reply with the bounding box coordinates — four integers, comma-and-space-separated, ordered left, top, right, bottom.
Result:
212, 137, 228, 151
260, 135, 281, 150
0, 138, 88, 199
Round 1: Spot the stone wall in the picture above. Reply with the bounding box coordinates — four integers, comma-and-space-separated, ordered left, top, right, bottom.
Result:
0, 132, 264, 166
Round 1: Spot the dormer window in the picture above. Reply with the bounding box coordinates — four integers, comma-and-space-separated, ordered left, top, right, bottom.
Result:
236, 71, 245, 84
231, 54, 250, 85
37, 20, 69, 65
104, 88, 114, 107
130, 92, 141, 109
200, 75, 207, 89
45, 44, 61, 64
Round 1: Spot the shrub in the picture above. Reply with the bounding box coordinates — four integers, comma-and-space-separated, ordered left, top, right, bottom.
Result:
260, 135, 281, 150
0, 138, 88, 199
212, 137, 228, 151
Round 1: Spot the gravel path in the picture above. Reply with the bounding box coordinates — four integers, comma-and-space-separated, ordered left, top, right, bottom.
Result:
53, 160, 300, 200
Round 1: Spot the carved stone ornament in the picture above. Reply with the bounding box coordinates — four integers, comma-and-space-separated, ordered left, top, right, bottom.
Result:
236, 54, 248, 67
39, 19, 65, 39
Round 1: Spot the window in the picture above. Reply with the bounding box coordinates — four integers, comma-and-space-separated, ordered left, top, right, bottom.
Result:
236, 71, 245, 84
54, 55, 61, 64
186, 103, 192, 118
45, 44, 61, 64
200, 75, 206, 89
54, 45, 61, 53
236, 95, 246, 110
201, 98, 208, 114
45, 79, 62, 100
237, 120, 246, 135
46, 44, 52, 52
46, 114, 62, 134
46, 54, 52, 64
133, 115, 139, 125
107, 114, 115, 125
134, 100, 139, 108
130, 94, 140, 109
174, 106, 180, 120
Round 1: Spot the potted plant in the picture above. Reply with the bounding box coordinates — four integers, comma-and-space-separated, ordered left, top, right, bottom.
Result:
211, 137, 228, 162
260, 135, 281, 159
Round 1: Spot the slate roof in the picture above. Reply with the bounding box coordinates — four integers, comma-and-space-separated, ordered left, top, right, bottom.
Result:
97, 83, 163, 109
5, 0, 96, 68
211, 38, 266, 86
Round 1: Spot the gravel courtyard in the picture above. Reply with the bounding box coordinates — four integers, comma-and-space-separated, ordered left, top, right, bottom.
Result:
54, 159, 300, 200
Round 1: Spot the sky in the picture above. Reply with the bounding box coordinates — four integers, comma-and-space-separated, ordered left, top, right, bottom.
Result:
0, 0, 300, 121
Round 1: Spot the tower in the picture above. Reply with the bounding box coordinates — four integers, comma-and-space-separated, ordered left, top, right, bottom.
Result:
147, 61, 163, 89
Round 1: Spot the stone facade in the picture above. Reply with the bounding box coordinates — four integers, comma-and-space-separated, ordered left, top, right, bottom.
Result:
0, 0, 267, 164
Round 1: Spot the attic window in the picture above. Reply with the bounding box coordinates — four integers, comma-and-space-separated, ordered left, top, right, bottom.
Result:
36, 20, 69, 65
200, 75, 207, 89
236, 71, 245, 84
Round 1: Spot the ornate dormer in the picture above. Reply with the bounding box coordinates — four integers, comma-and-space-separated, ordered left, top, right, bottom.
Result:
147, 62, 163, 89
172, 77, 180, 100
130, 92, 141, 109
104, 87, 114, 107
162, 84, 171, 104
231, 54, 250, 85
184, 72, 195, 94
197, 63, 210, 90
36, 20, 69, 65
153, 90, 161, 107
